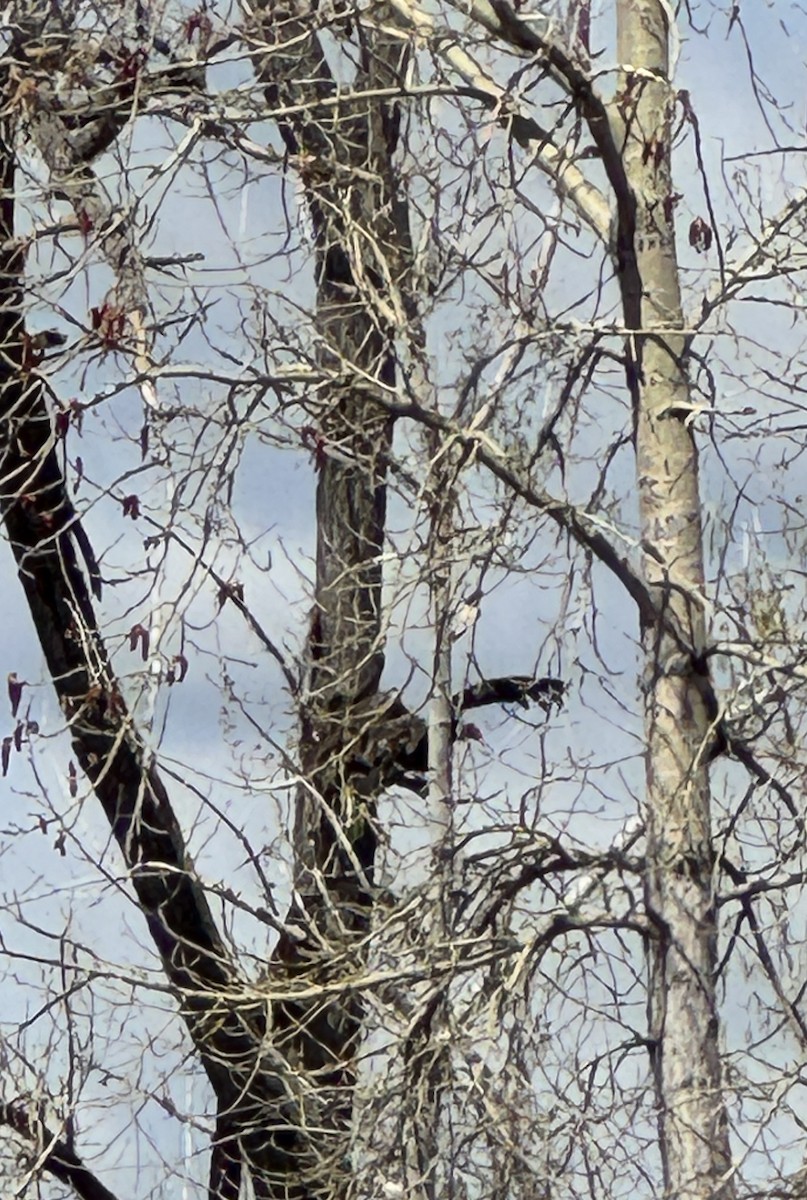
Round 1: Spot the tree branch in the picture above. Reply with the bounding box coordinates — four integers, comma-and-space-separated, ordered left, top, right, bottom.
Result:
0, 1100, 121, 1200
385, 0, 613, 242
0, 90, 307, 1191
442, 0, 642, 321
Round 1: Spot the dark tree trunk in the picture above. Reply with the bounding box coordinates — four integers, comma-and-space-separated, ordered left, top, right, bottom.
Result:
0, 53, 343, 1200
247, 6, 415, 1194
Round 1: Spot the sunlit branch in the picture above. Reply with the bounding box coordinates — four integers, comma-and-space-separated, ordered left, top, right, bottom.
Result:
385, 0, 613, 241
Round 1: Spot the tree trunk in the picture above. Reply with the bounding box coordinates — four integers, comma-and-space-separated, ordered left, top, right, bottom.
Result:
616, 3, 734, 1196
0, 85, 307, 1200
248, 5, 413, 1195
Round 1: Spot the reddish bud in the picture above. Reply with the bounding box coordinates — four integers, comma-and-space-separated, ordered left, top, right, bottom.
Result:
91, 303, 126, 346
70, 401, 84, 435
689, 216, 713, 253
186, 10, 213, 43
663, 192, 683, 224
7, 673, 24, 717
128, 624, 150, 661
118, 47, 147, 81
77, 209, 94, 236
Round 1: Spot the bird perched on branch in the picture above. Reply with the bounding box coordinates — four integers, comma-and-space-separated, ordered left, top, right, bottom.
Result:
341, 675, 565, 798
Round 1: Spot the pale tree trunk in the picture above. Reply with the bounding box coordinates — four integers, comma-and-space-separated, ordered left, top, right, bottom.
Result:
402, 457, 456, 1200
617, 2, 734, 1196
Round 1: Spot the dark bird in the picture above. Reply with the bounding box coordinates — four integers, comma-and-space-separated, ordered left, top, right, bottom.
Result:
346, 675, 565, 797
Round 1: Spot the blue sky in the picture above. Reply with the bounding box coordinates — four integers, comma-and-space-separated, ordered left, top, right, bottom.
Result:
3, 0, 807, 1194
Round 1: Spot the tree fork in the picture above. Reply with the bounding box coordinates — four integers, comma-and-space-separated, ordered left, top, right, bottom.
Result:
249, 5, 414, 1195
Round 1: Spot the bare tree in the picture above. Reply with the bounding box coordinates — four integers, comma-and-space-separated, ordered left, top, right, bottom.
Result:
2, 2, 807, 1199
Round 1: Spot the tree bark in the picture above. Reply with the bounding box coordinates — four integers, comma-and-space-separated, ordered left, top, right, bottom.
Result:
616, 3, 734, 1196
247, 5, 413, 1195
0, 71, 311, 1200
0, 1101, 121, 1200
